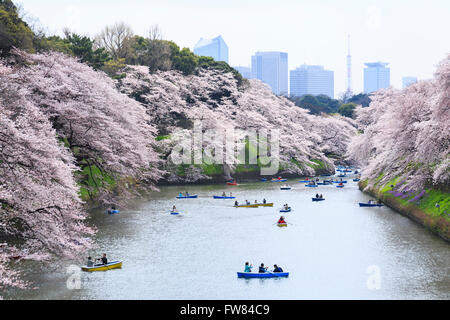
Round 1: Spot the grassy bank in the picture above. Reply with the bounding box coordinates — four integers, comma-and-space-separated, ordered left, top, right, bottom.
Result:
359, 179, 450, 242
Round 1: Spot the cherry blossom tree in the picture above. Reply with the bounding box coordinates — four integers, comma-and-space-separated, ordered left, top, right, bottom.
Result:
348, 54, 450, 192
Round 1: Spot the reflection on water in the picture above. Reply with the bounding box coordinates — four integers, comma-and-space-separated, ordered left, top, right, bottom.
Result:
4, 179, 450, 299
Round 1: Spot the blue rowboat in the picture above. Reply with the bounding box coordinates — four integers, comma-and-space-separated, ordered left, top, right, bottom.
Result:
320, 174, 332, 177
359, 203, 384, 207
305, 185, 318, 188
213, 196, 236, 199
170, 212, 180, 215
316, 182, 331, 185
299, 180, 312, 183
237, 272, 289, 278
333, 181, 347, 183
353, 179, 361, 182
280, 187, 291, 190
107, 210, 120, 214
260, 178, 268, 182
280, 208, 292, 213
272, 179, 287, 182
336, 185, 344, 188
312, 198, 325, 202
176, 195, 198, 199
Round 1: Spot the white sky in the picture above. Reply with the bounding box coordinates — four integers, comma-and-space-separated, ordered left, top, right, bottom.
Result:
18, 0, 450, 96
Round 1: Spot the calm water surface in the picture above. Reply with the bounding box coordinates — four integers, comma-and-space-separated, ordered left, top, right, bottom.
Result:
6, 178, 450, 299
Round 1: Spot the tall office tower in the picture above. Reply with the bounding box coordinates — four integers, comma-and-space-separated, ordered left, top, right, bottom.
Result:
402, 76, 418, 88
290, 65, 334, 98
346, 34, 352, 94
251, 51, 288, 95
193, 35, 229, 63
364, 62, 390, 93
233, 66, 252, 79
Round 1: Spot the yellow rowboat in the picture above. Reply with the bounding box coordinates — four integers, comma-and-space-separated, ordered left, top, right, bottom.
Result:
81, 261, 123, 272
234, 204, 259, 208
277, 223, 288, 227
256, 203, 274, 207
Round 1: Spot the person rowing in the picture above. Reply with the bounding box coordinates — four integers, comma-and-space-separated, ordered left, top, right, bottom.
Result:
278, 216, 286, 224
171, 205, 177, 213
316, 193, 319, 199
222, 191, 226, 197
259, 263, 268, 273
263, 198, 267, 204
320, 194, 323, 199
95, 254, 108, 265
235, 201, 239, 206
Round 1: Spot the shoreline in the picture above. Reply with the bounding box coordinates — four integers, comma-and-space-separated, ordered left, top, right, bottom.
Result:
359, 181, 450, 243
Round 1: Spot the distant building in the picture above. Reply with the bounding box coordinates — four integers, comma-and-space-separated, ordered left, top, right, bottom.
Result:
290, 65, 334, 98
402, 76, 418, 88
193, 35, 229, 63
233, 66, 252, 79
364, 62, 390, 93
251, 51, 288, 95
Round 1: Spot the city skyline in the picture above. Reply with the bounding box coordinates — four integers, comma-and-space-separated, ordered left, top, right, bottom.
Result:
17, 0, 450, 95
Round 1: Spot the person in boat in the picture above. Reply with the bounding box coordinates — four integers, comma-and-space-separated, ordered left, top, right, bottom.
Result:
172, 205, 177, 212
259, 263, 268, 273
368, 199, 373, 204
186, 191, 190, 196
278, 216, 286, 224
316, 193, 320, 199
263, 198, 267, 204
246, 200, 250, 205
234, 201, 239, 206
96, 254, 108, 265
87, 256, 94, 267
255, 200, 258, 204
222, 192, 226, 197
273, 264, 284, 273
230, 192, 233, 197
179, 192, 183, 198
377, 199, 382, 205
320, 194, 323, 199
244, 262, 253, 273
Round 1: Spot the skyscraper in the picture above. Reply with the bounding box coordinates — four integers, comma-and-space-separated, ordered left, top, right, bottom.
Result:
193, 36, 229, 63
402, 76, 418, 88
290, 65, 334, 98
364, 62, 390, 93
251, 51, 288, 95
233, 66, 252, 79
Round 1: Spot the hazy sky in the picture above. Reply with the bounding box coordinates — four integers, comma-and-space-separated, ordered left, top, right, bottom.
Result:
18, 0, 450, 96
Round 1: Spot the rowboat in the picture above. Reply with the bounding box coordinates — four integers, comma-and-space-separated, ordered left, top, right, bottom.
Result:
280, 208, 291, 213
337, 174, 347, 178
227, 182, 238, 186
81, 261, 123, 272
359, 203, 384, 207
316, 182, 331, 185
106, 210, 120, 214
305, 185, 318, 188
333, 181, 347, 183
213, 196, 236, 199
312, 198, 325, 202
170, 212, 180, 215
299, 180, 311, 183
336, 185, 344, 188
320, 174, 332, 177
237, 272, 289, 278
280, 187, 291, 190
176, 195, 198, 199
277, 223, 288, 227
257, 203, 274, 207
235, 204, 259, 208
260, 178, 268, 182
353, 179, 361, 182
271, 179, 287, 182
